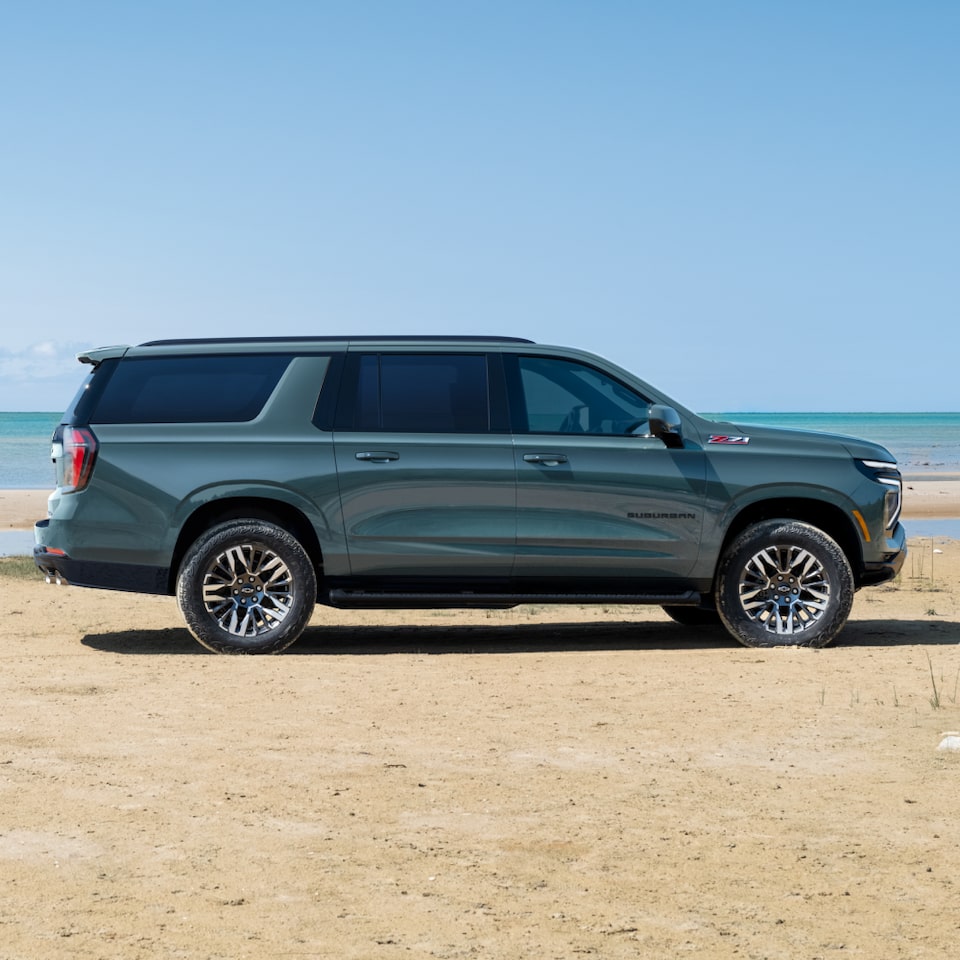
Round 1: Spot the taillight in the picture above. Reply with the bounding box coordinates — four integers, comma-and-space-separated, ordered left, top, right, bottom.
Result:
61, 426, 98, 492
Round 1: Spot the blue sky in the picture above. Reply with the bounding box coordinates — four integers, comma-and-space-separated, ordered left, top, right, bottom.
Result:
1, 1, 957, 412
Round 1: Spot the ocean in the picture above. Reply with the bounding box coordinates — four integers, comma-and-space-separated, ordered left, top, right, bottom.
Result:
2, 411, 960, 489
1, 412, 63, 489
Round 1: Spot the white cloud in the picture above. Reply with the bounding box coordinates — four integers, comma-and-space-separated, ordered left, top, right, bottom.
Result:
0, 342, 91, 411
0, 342, 88, 383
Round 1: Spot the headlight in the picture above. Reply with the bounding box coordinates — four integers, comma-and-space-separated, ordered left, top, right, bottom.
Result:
858, 459, 902, 530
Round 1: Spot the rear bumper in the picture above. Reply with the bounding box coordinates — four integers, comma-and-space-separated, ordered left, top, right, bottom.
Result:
34, 543, 170, 595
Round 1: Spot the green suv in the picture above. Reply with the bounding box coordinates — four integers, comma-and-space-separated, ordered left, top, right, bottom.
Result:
34, 336, 905, 654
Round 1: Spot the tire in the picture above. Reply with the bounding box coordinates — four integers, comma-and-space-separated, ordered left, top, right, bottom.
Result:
662, 604, 722, 627
176, 520, 317, 654
715, 520, 854, 648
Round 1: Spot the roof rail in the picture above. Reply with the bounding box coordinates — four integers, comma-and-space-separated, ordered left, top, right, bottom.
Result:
139, 335, 536, 346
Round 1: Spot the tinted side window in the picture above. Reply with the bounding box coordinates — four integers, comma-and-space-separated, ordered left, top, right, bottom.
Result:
89, 355, 293, 424
350, 354, 490, 432
513, 356, 649, 435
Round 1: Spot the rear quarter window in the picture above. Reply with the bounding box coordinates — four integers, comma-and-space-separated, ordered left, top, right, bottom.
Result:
89, 355, 293, 424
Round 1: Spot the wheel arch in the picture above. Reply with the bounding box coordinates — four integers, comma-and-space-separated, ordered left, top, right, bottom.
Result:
169, 497, 324, 594
718, 498, 864, 586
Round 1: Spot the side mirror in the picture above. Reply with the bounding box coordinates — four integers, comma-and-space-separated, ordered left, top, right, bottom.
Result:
648, 404, 684, 449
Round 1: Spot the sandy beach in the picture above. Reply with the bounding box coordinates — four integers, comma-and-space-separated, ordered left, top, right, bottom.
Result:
902, 475, 960, 519
0, 489, 52, 530
2, 482, 960, 958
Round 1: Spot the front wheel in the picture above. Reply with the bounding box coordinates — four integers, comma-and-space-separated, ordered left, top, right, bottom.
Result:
716, 520, 854, 648
176, 520, 317, 654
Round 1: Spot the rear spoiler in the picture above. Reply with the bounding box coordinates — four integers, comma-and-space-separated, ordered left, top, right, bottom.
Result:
77, 345, 131, 366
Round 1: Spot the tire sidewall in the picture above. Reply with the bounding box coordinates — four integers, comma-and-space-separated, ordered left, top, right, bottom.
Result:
716, 520, 854, 648
177, 520, 317, 654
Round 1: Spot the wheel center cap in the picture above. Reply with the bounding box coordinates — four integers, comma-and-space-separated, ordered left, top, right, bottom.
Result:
766, 574, 799, 605
233, 576, 265, 607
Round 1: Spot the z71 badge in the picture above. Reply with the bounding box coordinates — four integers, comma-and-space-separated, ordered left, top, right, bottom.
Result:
708, 435, 750, 445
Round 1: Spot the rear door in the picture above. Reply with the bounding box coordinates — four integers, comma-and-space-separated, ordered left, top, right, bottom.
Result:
507, 354, 706, 581
332, 351, 516, 579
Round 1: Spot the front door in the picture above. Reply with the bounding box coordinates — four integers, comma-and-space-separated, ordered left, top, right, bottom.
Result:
507, 355, 706, 582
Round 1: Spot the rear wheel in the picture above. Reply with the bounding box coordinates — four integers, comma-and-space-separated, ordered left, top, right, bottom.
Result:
176, 520, 317, 654
716, 520, 853, 648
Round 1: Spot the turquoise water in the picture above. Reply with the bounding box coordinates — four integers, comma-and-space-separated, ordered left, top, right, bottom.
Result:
0, 412, 62, 488
2, 411, 960, 489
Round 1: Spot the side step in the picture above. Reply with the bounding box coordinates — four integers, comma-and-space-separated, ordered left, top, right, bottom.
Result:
326, 589, 700, 610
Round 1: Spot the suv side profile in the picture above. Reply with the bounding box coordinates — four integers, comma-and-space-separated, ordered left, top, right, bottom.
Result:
35, 336, 906, 654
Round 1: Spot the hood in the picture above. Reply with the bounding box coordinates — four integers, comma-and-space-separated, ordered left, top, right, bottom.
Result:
706, 418, 897, 465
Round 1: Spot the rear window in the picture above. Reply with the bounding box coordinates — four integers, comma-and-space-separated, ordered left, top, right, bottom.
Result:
60, 367, 101, 426
89, 355, 292, 424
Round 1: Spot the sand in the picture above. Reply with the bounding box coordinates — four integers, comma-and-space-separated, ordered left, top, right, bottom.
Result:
902, 476, 960, 519
2, 483, 960, 958
0, 489, 52, 531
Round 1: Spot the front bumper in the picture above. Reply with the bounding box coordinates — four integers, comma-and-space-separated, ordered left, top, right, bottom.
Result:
860, 522, 907, 586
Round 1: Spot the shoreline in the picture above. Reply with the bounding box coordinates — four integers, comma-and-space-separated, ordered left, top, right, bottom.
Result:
5, 477, 960, 532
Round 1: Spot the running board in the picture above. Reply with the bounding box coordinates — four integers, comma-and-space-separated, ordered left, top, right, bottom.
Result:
325, 589, 700, 610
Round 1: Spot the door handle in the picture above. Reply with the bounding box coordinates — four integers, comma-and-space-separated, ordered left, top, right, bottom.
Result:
523, 453, 568, 466
355, 451, 400, 463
